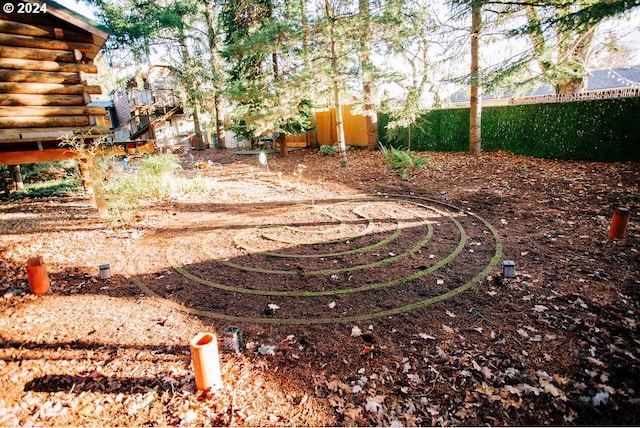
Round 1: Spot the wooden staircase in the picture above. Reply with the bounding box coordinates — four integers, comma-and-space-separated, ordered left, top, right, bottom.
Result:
115, 103, 183, 142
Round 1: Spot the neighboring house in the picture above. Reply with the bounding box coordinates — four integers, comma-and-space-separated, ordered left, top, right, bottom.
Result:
0, 0, 111, 196
110, 66, 376, 151
110, 67, 198, 151
450, 65, 640, 107
88, 99, 116, 129
109, 66, 264, 151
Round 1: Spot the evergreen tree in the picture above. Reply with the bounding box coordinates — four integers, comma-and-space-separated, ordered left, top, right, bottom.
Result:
442, 0, 638, 152
470, 0, 640, 95
446, 0, 486, 154
221, 0, 315, 156
202, 0, 228, 149
521, 3, 599, 94
358, 0, 378, 151
512, 0, 640, 34
379, 0, 441, 150
92, 0, 225, 149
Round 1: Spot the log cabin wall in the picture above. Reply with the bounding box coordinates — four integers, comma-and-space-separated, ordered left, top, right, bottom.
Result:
0, 0, 110, 166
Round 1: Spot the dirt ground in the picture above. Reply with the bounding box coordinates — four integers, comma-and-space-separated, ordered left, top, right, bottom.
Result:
1, 148, 639, 426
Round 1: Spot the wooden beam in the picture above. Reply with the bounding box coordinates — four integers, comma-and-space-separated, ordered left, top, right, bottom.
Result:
0, 82, 102, 95
0, 58, 97, 73
0, 148, 80, 165
0, 19, 95, 43
0, 46, 82, 63
0, 106, 106, 117
0, 69, 81, 84
0, 115, 91, 128
0, 32, 97, 54
0, 125, 110, 141
0, 143, 154, 166
0, 93, 85, 106
0, 82, 101, 95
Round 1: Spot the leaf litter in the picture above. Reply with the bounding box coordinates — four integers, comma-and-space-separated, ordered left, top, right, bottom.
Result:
0, 149, 639, 426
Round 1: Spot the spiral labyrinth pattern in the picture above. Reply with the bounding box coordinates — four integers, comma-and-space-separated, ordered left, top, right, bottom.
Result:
129, 193, 502, 324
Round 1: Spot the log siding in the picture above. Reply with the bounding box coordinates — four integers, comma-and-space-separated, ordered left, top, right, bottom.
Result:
0, 0, 110, 166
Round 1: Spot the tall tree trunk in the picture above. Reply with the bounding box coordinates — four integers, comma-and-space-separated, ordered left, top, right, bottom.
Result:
359, 0, 378, 151
301, 0, 318, 148
556, 25, 597, 94
272, 52, 280, 80
469, 1, 482, 155
326, 0, 348, 168
214, 94, 226, 149
525, 6, 550, 75
333, 82, 348, 168
278, 133, 287, 156
272, 47, 288, 157
301, 0, 310, 69
177, 26, 206, 150
278, 133, 289, 156
555, 79, 584, 95
204, 2, 226, 149
192, 106, 206, 150
267, 2, 288, 157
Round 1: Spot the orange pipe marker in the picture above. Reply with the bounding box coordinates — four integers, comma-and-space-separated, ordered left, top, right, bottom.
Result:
608, 208, 630, 239
189, 332, 223, 392
26, 256, 50, 296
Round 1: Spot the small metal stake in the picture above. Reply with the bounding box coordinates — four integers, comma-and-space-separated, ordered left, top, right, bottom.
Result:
99, 264, 111, 280
440, 191, 447, 200
502, 260, 516, 278
223, 326, 243, 354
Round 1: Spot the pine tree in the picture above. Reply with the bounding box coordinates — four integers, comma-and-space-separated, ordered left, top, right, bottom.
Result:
221, 0, 315, 156
473, 0, 640, 95
358, 0, 378, 151
202, 1, 228, 149
380, 0, 441, 151
92, 0, 221, 149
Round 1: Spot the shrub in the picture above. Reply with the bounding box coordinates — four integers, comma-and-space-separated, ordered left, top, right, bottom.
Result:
379, 144, 432, 179
103, 154, 218, 228
320, 144, 337, 155
1, 161, 82, 200
137, 153, 180, 176
3, 177, 82, 200
103, 154, 181, 226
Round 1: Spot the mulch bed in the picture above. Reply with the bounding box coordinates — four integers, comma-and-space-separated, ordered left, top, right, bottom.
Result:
1, 148, 638, 426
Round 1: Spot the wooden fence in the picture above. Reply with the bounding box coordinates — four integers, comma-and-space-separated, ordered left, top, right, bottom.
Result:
284, 105, 370, 148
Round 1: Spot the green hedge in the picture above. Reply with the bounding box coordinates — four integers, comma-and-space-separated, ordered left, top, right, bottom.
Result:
379, 108, 469, 152
379, 97, 640, 161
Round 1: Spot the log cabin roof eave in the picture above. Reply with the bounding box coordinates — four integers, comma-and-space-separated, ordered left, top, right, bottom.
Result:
41, 0, 109, 48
